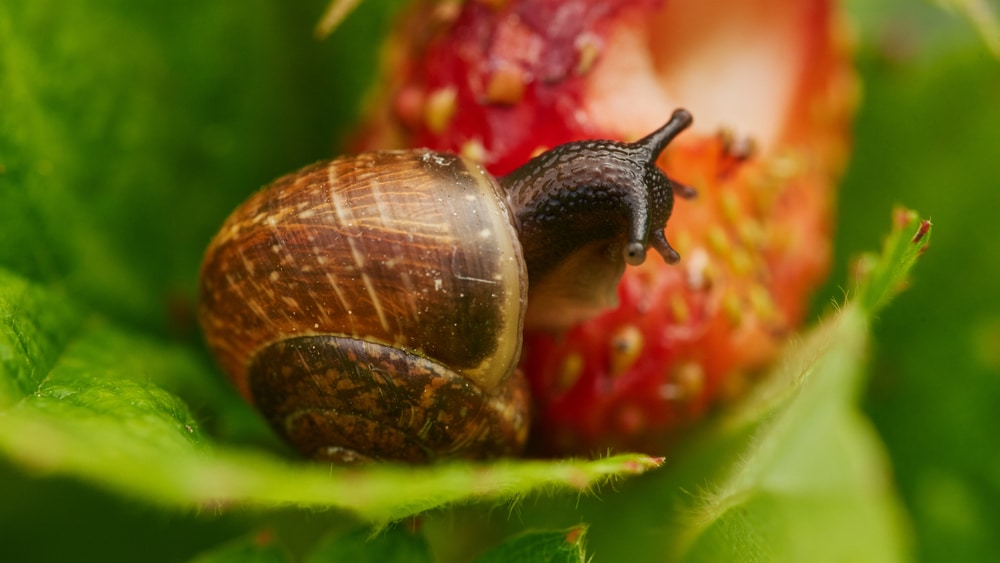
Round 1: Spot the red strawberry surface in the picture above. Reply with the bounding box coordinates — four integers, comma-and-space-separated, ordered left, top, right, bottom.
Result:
353, 0, 856, 455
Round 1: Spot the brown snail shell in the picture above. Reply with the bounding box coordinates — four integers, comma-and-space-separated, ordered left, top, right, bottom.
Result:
199, 109, 693, 463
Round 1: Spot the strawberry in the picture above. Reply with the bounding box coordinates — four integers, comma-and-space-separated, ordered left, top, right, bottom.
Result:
351, 0, 856, 455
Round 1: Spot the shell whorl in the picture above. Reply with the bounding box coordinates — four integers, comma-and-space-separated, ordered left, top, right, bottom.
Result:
198, 151, 527, 400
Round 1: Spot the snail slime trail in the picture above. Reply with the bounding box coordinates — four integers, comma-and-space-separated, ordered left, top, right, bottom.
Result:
198, 109, 693, 463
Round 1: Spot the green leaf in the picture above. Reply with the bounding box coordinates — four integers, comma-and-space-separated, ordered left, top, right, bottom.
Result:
427, 213, 927, 562
0, 0, 400, 333
474, 527, 587, 563
306, 526, 433, 563
0, 268, 84, 406
639, 215, 927, 561
853, 208, 932, 314
666, 307, 908, 562
0, 269, 662, 523
188, 531, 294, 563
932, 0, 1000, 58
826, 38, 1000, 562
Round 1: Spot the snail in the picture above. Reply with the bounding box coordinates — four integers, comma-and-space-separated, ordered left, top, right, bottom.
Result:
199, 108, 693, 463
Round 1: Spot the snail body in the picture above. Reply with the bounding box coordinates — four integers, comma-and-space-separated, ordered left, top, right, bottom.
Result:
199, 109, 693, 463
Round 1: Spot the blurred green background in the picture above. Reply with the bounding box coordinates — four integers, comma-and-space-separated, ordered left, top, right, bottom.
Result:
831, 2, 1000, 561
1, 0, 998, 561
